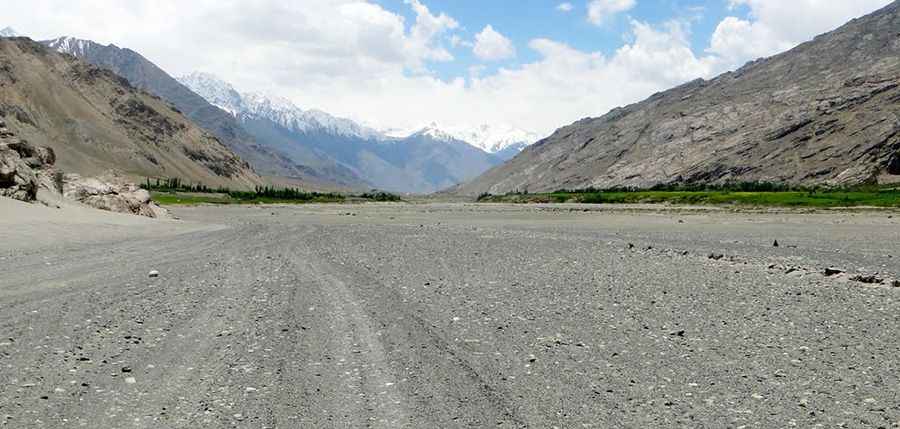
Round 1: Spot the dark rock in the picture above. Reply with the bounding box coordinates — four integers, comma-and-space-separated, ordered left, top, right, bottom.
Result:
850, 274, 883, 284
773, 240, 779, 248
708, 253, 724, 261
824, 267, 845, 276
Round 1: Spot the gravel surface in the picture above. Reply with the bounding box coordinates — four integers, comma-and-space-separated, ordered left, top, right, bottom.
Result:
1, 202, 899, 428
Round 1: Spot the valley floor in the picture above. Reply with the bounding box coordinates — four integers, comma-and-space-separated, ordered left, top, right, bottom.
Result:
1, 201, 899, 427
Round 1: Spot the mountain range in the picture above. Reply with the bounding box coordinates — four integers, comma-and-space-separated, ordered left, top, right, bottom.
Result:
457, 1, 900, 195
178, 72, 525, 193
40, 35, 538, 193
41, 36, 363, 190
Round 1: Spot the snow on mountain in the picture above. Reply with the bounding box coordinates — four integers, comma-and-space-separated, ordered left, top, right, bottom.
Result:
175, 72, 244, 115
395, 122, 541, 154
178, 72, 383, 140
413, 122, 461, 142
447, 124, 542, 154
44, 36, 100, 58
180, 72, 539, 155
0, 27, 18, 37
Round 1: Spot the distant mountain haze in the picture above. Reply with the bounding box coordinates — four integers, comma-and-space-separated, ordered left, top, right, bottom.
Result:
179, 73, 533, 193
40, 32, 539, 193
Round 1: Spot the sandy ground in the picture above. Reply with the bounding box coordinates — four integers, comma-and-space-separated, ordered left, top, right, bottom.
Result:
1, 199, 899, 428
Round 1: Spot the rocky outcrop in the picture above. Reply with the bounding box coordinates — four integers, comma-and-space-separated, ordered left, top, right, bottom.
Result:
457, 1, 900, 195
0, 119, 51, 201
0, 118, 169, 218
62, 172, 169, 219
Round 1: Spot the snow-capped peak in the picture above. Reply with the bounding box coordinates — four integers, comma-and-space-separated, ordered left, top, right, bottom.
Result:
178, 72, 383, 140
415, 122, 459, 142
177, 72, 244, 115
0, 27, 18, 38
398, 122, 541, 154
446, 123, 542, 154
43, 36, 100, 58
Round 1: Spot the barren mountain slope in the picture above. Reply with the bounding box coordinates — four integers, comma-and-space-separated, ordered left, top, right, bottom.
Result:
457, 1, 900, 195
0, 38, 260, 189
42, 37, 365, 190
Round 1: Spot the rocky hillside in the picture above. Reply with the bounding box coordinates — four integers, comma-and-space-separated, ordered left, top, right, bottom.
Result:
458, 1, 900, 195
41, 37, 350, 189
0, 38, 260, 189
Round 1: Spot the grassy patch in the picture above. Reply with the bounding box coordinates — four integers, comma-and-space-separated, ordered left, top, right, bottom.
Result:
478, 189, 900, 208
143, 177, 404, 206
150, 191, 348, 205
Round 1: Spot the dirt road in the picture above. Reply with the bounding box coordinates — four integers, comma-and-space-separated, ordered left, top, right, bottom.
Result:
1, 202, 899, 427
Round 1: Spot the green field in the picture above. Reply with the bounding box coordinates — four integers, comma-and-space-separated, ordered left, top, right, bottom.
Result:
478, 189, 900, 208
150, 191, 347, 205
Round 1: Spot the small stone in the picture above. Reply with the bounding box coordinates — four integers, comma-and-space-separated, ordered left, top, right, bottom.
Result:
708, 253, 724, 261
245, 387, 257, 392
891, 280, 900, 288
121, 366, 132, 373
148, 270, 159, 278
773, 240, 779, 247
124, 377, 136, 384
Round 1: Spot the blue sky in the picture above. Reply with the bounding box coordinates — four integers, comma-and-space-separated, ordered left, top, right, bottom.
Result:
378, 0, 750, 81
5, 0, 892, 134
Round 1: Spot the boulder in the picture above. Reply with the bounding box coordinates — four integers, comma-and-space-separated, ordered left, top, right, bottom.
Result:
0, 141, 37, 201
63, 172, 170, 218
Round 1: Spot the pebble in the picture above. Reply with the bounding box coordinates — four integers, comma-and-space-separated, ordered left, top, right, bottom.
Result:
148, 270, 159, 278
124, 377, 136, 384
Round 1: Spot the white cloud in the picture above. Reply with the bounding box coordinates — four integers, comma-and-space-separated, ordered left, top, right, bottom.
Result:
403, 0, 459, 64
710, 0, 892, 68
1, 0, 892, 137
472, 25, 516, 61
556, 2, 574, 12
587, 0, 636, 25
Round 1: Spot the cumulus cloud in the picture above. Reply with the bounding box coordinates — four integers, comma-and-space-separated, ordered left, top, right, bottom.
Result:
1, 0, 892, 136
710, 0, 892, 68
587, 0, 637, 25
556, 2, 574, 12
472, 25, 516, 61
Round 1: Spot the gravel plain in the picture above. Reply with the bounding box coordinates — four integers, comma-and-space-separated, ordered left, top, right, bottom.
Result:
1, 201, 900, 428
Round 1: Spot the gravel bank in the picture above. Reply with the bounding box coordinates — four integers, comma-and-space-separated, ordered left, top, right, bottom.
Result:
1, 202, 899, 427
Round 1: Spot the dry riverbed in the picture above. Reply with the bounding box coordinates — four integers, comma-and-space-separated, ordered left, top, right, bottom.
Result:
1, 200, 899, 427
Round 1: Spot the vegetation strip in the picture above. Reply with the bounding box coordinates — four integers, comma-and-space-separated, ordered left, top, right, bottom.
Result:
144, 177, 401, 205
477, 183, 900, 208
